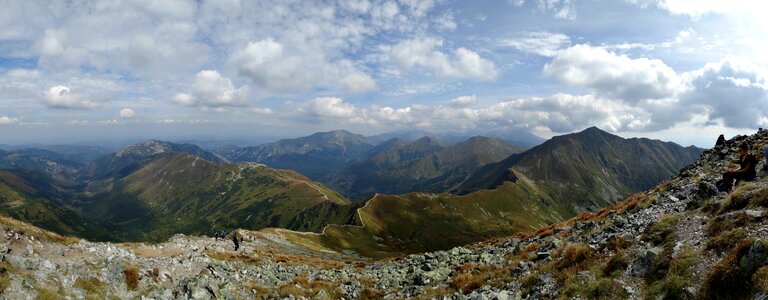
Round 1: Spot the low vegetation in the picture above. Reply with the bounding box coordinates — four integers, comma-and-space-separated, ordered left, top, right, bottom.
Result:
123, 264, 140, 291
74, 277, 106, 300
643, 214, 680, 246
706, 228, 747, 254
646, 247, 699, 300
700, 239, 755, 300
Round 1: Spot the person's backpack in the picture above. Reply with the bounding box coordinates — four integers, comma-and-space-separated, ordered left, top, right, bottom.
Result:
716, 179, 731, 192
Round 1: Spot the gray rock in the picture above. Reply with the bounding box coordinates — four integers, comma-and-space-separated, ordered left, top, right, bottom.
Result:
629, 248, 661, 277
741, 239, 768, 273
191, 287, 211, 300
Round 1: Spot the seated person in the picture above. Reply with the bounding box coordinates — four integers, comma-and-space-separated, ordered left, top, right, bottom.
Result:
717, 142, 757, 192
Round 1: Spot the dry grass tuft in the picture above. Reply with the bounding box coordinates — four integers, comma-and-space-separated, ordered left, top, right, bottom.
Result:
123, 264, 140, 291
450, 273, 485, 292
706, 228, 747, 254
700, 239, 754, 300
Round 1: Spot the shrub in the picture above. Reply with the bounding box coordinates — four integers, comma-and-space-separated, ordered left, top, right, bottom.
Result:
123, 264, 140, 291
706, 228, 747, 254
603, 252, 629, 277
700, 239, 754, 300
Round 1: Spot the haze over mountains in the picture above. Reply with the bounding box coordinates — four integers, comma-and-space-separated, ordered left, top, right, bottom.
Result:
0, 127, 703, 254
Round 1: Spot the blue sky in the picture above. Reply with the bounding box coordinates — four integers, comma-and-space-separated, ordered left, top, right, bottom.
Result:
1, 0, 767, 147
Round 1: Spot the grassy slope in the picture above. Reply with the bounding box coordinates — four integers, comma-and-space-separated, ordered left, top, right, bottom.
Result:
456, 127, 702, 212
84, 153, 351, 241
0, 170, 113, 240
278, 171, 566, 259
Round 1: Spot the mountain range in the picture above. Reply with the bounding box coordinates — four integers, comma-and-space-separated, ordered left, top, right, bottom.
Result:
2, 127, 766, 299
0, 127, 702, 253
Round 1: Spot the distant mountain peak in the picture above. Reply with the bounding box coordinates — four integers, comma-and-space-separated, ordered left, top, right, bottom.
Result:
116, 140, 173, 158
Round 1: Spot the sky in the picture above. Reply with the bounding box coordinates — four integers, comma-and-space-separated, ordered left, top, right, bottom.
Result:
1, 0, 768, 147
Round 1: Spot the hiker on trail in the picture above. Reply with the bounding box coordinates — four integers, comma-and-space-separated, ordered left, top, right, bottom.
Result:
231, 230, 241, 251
715, 134, 726, 147
717, 142, 757, 192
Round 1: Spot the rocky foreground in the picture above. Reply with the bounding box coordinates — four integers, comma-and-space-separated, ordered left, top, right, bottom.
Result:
3, 131, 768, 299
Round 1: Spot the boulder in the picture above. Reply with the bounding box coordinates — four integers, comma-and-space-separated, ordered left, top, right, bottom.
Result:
740, 239, 768, 273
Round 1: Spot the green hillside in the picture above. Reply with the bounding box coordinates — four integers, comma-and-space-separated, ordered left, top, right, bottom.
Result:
456, 127, 702, 211
82, 152, 350, 241
278, 172, 564, 258
0, 170, 113, 240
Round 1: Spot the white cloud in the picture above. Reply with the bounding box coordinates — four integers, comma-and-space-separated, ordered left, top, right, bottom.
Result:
252, 107, 274, 114
301, 97, 358, 118
433, 13, 457, 30
173, 93, 197, 106
680, 58, 768, 128
120, 108, 135, 118
543, 44, 681, 103
449, 95, 477, 108
340, 72, 379, 93
174, 70, 250, 108
388, 38, 498, 80
646, 0, 764, 18
294, 94, 647, 133
40, 85, 100, 109
0, 116, 20, 125
537, 0, 576, 20
232, 39, 320, 92
498, 31, 571, 57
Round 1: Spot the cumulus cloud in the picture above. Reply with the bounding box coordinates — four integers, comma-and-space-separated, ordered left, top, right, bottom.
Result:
680, 58, 768, 128
340, 72, 379, 93
40, 85, 100, 109
301, 97, 359, 119
387, 38, 498, 80
448, 95, 477, 108
232, 39, 321, 92
498, 31, 571, 57
0, 116, 20, 125
120, 108, 135, 118
294, 94, 650, 133
174, 70, 250, 107
544, 44, 681, 103
632, 0, 760, 18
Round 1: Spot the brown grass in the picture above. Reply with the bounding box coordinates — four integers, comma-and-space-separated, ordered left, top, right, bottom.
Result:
706, 228, 747, 254
450, 273, 485, 292
0, 261, 11, 293
700, 239, 754, 300
555, 243, 594, 270
706, 212, 749, 237
74, 277, 106, 299
520, 242, 541, 256
123, 264, 140, 291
